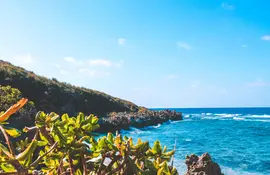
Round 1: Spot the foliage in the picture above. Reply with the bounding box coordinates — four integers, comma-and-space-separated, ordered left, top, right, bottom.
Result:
0, 99, 178, 174
0, 85, 36, 127
0, 60, 139, 118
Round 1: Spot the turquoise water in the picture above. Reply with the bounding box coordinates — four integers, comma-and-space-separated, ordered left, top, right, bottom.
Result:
120, 108, 270, 175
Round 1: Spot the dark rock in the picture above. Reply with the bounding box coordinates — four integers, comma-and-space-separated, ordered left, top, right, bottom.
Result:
96, 109, 182, 133
185, 153, 223, 175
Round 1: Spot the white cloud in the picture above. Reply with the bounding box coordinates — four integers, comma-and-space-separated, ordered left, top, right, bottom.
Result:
64, 57, 123, 68
241, 44, 248, 48
88, 59, 124, 68
177, 42, 191, 50
2, 54, 37, 70
78, 68, 111, 78
221, 2, 235, 10
261, 35, 270, 41
64, 57, 76, 63
247, 79, 269, 87
118, 38, 126, 45
88, 59, 112, 67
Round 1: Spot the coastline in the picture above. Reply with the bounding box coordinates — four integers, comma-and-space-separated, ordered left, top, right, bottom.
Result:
96, 109, 183, 132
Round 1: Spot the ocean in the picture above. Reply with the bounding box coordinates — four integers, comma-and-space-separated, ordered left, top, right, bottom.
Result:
120, 108, 270, 175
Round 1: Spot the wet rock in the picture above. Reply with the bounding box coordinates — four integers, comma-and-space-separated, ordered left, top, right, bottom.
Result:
185, 153, 223, 175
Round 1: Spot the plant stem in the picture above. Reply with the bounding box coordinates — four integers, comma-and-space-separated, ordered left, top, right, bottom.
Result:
68, 154, 74, 175
81, 152, 87, 175
0, 124, 14, 156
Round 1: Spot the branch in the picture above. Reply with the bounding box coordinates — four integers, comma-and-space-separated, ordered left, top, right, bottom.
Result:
40, 126, 54, 145
30, 141, 58, 168
0, 124, 14, 156
68, 154, 74, 175
80, 152, 87, 175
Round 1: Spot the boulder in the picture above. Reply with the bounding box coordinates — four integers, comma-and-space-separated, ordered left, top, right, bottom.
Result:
185, 153, 223, 175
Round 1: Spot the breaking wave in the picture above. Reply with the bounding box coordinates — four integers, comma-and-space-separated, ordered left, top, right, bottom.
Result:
183, 113, 270, 122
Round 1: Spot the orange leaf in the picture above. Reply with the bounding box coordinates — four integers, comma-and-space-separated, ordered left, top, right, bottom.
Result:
0, 98, 28, 122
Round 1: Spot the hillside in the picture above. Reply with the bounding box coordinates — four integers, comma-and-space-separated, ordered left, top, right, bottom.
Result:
0, 60, 139, 116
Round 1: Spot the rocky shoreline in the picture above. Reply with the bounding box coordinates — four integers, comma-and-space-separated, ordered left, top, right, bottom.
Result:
185, 153, 223, 175
96, 109, 183, 132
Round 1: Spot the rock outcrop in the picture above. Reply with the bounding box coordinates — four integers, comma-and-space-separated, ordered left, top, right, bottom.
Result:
96, 109, 182, 132
185, 153, 223, 175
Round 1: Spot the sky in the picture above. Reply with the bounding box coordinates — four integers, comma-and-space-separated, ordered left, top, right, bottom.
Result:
0, 0, 270, 108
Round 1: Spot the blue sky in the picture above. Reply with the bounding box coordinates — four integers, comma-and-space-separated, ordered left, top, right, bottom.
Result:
0, 0, 270, 107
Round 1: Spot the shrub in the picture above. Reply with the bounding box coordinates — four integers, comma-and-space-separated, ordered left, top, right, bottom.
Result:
0, 86, 36, 127
0, 99, 178, 175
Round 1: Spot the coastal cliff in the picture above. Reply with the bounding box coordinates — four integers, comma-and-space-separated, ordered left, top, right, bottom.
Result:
0, 60, 182, 131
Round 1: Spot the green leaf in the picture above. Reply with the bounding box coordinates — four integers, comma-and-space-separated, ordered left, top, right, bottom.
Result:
107, 132, 114, 143
38, 141, 48, 147
3, 126, 21, 138
162, 150, 174, 157
75, 169, 82, 175
0, 143, 14, 159
61, 113, 69, 121
162, 146, 167, 153
91, 116, 98, 125
152, 141, 162, 155
157, 167, 164, 175
0, 163, 16, 172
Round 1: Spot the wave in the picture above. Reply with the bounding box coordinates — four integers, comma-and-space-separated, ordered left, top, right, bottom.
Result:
172, 160, 266, 175
233, 117, 245, 121
170, 120, 181, 124
122, 127, 150, 135
221, 166, 265, 175
152, 123, 161, 128
246, 114, 270, 119
183, 113, 270, 123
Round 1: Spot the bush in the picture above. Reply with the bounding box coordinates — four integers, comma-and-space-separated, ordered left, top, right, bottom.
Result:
0, 86, 36, 127
0, 99, 178, 175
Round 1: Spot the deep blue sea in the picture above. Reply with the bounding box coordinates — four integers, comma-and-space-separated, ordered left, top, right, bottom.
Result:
120, 108, 270, 175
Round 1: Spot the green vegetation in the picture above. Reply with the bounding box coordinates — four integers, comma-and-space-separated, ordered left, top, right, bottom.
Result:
0, 85, 36, 128
0, 60, 139, 117
0, 99, 178, 174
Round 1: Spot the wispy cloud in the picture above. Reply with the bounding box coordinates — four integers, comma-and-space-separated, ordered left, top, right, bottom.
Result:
247, 79, 269, 87
88, 59, 124, 68
118, 38, 126, 45
165, 74, 178, 80
221, 2, 235, 10
63, 57, 123, 78
88, 59, 112, 67
2, 54, 38, 70
261, 35, 270, 41
64, 57, 123, 68
241, 44, 248, 48
63, 57, 83, 66
177, 42, 191, 50
64, 57, 76, 63
78, 68, 111, 78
